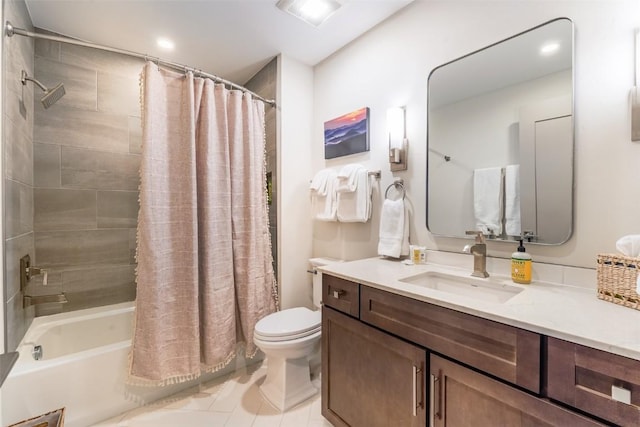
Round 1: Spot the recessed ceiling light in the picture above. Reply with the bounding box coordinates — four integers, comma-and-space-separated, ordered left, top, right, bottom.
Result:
157, 38, 175, 51
540, 42, 560, 56
276, 0, 341, 27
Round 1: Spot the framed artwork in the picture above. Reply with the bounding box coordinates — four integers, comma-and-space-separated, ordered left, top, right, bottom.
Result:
323, 107, 370, 159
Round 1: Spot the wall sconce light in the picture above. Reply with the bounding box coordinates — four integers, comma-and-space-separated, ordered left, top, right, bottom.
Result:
387, 106, 408, 171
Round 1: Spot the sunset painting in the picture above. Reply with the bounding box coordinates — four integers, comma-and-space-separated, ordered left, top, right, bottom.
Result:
324, 107, 370, 159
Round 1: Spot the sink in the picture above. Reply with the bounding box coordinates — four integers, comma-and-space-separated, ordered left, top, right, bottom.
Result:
399, 271, 524, 304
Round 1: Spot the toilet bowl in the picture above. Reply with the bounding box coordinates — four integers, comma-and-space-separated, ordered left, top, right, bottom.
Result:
253, 257, 341, 411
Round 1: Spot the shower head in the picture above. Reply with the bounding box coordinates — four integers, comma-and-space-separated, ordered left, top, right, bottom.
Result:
21, 70, 66, 109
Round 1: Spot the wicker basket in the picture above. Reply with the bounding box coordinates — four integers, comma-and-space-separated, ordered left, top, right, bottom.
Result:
597, 253, 640, 310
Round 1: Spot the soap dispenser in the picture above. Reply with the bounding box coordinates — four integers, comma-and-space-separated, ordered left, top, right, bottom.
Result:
511, 239, 532, 284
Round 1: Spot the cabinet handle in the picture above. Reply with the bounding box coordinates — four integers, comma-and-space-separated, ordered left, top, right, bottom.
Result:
430, 369, 442, 426
412, 365, 423, 417
332, 289, 345, 299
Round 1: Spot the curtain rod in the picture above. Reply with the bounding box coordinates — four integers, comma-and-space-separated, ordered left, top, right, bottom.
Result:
5, 21, 277, 107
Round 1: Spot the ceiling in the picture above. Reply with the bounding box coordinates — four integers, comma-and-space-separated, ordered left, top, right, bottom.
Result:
23, 0, 414, 85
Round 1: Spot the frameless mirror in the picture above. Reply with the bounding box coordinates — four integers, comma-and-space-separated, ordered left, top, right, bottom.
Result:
427, 18, 574, 245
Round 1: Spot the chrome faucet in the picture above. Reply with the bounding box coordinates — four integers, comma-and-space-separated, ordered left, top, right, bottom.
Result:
463, 231, 489, 278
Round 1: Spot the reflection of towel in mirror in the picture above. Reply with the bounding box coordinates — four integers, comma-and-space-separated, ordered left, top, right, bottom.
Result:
504, 165, 521, 237
378, 198, 409, 258
336, 165, 371, 222
473, 167, 503, 236
310, 168, 338, 221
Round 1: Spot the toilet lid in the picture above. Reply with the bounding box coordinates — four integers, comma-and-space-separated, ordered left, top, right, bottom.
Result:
254, 307, 321, 340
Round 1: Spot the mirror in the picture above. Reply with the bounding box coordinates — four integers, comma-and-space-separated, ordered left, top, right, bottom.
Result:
427, 18, 574, 245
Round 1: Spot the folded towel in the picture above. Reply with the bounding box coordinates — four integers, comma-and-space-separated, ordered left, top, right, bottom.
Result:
504, 165, 521, 237
378, 198, 409, 258
473, 167, 504, 236
310, 168, 333, 196
616, 235, 640, 257
310, 169, 338, 221
336, 163, 364, 192
337, 166, 371, 222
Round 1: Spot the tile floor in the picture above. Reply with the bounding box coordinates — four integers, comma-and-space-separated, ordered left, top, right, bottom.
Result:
92, 362, 332, 427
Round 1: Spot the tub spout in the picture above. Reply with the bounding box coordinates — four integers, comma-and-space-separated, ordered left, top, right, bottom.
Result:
23, 293, 68, 308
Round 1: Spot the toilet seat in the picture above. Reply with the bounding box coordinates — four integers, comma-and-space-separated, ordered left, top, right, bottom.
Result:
254, 307, 321, 342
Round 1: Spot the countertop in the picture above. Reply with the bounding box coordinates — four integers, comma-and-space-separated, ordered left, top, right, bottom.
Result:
319, 257, 640, 361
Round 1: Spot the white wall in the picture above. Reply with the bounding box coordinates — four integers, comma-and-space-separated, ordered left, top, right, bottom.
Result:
312, 0, 640, 269
277, 54, 315, 309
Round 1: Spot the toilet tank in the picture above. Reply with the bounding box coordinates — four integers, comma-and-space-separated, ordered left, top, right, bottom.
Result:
309, 257, 343, 308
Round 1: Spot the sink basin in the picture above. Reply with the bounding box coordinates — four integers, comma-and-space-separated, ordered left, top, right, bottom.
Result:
399, 271, 523, 304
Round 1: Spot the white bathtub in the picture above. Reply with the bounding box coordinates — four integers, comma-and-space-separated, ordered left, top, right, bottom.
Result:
1, 302, 241, 427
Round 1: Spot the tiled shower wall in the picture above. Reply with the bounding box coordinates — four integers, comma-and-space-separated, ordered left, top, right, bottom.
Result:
244, 58, 278, 280
4, 0, 36, 351
30, 34, 143, 317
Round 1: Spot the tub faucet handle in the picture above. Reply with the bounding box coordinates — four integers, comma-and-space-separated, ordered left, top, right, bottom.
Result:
28, 266, 48, 285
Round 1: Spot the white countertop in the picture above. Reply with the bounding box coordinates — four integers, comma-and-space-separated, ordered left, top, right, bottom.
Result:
319, 257, 640, 361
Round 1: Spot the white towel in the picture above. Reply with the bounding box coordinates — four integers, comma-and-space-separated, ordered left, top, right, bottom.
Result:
336, 165, 371, 222
336, 163, 364, 192
616, 235, 640, 257
310, 169, 338, 221
473, 167, 503, 236
378, 198, 409, 258
504, 165, 521, 237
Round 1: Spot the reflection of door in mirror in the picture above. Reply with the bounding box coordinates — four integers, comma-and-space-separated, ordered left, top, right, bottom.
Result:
427, 18, 573, 245
519, 96, 572, 244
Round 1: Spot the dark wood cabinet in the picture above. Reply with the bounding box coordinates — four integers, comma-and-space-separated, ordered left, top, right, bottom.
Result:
320, 273, 625, 426
430, 354, 604, 426
547, 337, 640, 426
321, 306, 426, 427
361, 285, 541, 393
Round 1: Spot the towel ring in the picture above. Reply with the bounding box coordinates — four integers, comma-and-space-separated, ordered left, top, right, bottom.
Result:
385, 181, 405, 200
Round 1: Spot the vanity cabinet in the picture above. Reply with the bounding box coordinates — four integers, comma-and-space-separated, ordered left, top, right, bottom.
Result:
321, 274, 630, 426
322, 306, 426, 427
430, 354, 603, 426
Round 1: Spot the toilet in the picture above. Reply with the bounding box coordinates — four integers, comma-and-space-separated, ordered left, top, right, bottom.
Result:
253, 257, 341, 411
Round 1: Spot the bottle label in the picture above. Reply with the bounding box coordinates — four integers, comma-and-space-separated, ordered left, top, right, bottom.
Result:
512, 258, 532, 283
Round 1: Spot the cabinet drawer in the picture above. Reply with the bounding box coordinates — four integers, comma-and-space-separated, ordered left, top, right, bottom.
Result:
547, 337, 640, 426
323, 275, 359, 318
361, 286, 541, 393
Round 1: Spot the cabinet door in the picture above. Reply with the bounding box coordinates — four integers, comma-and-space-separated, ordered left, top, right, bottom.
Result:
430, 354, 604, 427
322, 306, 426, 427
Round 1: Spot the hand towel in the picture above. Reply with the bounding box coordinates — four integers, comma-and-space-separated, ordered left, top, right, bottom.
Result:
504, 164, 521, 237
378, 198, 409, 258
473, 167, 504, 236
616, 235, 640, 257
337, 165, 371, 222
310, 169, 338, 221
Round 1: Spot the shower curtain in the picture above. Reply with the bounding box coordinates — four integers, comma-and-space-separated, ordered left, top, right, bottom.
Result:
129, 62, 278, 385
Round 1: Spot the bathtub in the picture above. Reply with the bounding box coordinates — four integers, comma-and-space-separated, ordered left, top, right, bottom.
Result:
2, 301, 242, 427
